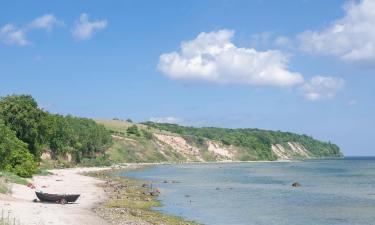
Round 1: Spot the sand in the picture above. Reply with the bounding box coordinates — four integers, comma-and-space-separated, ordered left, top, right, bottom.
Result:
0, 167, 111, 225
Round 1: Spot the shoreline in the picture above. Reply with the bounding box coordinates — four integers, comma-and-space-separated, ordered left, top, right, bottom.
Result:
0, 159, 342, 225
88, 166, 199, 225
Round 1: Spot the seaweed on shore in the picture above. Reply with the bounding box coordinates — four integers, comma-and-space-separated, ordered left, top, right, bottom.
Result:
88, 169, 200, 225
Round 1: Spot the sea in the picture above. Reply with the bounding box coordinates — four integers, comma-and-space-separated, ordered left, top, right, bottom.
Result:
121, 157, 375, 225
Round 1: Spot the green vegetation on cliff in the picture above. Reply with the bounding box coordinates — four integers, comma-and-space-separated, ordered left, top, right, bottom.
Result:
143, 122, 343, 160
97, 119, 342, 163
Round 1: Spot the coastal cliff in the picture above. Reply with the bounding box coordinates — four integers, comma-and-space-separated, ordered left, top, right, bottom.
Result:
96, 119, 343, 162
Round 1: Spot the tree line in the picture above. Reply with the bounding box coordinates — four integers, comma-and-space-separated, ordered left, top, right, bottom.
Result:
0, 95, 112, 177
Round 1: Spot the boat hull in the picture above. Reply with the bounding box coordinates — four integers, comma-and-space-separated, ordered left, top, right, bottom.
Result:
35, 191, 80, 203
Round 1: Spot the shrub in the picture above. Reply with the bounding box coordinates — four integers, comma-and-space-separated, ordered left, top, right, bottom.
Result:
127, 125, 140, 137
0, 121, 37, 177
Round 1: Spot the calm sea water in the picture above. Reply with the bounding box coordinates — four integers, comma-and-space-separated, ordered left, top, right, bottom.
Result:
122, 158, 375, 225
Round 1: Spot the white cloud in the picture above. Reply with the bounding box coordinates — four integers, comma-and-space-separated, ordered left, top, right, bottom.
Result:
0, 24, 28, 45
158, 29, 304, 87
149, 116, 182, 124
0, 14, 62, 46
27, 14, 63, 31
72, 13, 107, 41
299, 0, 375, 61
301, 76, 345, 101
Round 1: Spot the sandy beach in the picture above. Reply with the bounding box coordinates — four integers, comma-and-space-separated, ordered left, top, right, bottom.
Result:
0, 167, 111, 225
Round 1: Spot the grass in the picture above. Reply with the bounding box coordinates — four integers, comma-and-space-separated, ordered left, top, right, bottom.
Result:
106, 134, 187, 163
0, 179, 9, 194
95, 119, 146, 134
0, 171, 28, 194
96, 119, 175, 136
0, 171, 28, 185
90, 170, 200, 225
36, 169, 53, 176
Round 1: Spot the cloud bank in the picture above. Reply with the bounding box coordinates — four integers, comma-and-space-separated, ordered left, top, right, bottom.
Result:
158, 30, 304, 87
299, 0, 375, 62
301, 76, 345, 101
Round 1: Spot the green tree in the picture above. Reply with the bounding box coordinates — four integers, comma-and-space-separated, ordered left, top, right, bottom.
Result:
0, 95, 45, 157
0, 120, 37, 177
40, 114, 76, 155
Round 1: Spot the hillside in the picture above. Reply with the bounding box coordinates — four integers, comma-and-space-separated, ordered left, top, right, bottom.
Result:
96, 119, 343, 163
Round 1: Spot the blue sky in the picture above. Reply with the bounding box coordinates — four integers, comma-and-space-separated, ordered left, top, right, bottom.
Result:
0, 0, 374, 156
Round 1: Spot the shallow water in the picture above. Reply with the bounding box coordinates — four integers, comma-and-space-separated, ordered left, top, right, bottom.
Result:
122, 158, 375, 225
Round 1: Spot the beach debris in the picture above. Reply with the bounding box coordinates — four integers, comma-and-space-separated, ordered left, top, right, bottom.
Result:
141, 183, 149, 188
163, 180, 169, 183
292, 182, 301, 187
27, 182, 36, 189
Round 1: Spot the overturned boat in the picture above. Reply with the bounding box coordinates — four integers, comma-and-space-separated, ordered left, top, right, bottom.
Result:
35, 191, 80, 204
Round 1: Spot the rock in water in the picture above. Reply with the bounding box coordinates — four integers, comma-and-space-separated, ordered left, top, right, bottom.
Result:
292, 182, 301, 187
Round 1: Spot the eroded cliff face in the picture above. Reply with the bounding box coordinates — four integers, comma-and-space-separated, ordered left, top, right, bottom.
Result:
152, 133, 236, 161
97, 120, 341, 162
148, 133, 318, 161
153, 133, 203, 161
110, 131, 317, 162
206, 140, 235, 160
271, 142, 312, 160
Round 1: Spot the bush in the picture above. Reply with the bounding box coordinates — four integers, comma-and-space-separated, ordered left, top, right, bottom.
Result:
127, 125, 140, 137
0, 120, 37, 177
0, 95, 45, 157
